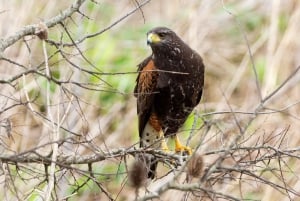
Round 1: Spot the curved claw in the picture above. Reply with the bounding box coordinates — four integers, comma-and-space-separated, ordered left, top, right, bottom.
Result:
174, 136, 192, 155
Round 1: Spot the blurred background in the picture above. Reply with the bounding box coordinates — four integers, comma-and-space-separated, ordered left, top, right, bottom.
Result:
1, 0, 300, 200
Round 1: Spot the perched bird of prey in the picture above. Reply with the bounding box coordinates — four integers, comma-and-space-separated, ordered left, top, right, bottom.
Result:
134, 27, 205, 179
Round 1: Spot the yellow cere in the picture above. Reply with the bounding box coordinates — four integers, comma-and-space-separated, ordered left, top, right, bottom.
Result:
147, 33, 161, 43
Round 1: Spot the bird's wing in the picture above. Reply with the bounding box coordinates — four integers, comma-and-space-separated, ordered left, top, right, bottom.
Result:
134, 56, 159, 136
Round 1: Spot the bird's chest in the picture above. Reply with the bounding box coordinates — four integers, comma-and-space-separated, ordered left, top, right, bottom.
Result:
169, 80, 192, 105
154, 81, 192, 124
154, 58, 196, 106
157, 78, 192, 108
156, 61, 189, 89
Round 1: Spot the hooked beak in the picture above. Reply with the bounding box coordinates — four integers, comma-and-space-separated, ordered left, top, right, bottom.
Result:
147, 33, 161, 45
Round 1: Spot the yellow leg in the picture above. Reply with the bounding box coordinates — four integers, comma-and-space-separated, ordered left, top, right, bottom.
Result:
158, 130, 170, 152
161, 138, 170, 152
174, 135, 192, 155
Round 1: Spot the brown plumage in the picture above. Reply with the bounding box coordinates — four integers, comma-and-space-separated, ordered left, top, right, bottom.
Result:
134, 27, 205, 179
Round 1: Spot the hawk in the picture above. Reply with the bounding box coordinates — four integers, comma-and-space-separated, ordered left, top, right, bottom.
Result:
134, 27, 205, 179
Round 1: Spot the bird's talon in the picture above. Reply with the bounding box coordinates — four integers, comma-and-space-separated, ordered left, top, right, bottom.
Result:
175, 146, 192, 155
174, 136, 192, 155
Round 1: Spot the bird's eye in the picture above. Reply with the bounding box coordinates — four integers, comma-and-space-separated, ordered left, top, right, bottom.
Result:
158, 32, 166, 38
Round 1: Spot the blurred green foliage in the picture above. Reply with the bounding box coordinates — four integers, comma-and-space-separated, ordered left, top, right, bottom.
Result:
278, 13, 288, 33
255, 56, 266, 82
181, 111, 203, 138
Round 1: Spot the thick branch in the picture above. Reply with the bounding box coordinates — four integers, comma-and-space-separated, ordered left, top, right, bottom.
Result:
0, 147, 188, 165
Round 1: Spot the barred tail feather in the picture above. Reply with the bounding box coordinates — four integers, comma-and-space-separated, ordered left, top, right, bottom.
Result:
140, 121, 163, 179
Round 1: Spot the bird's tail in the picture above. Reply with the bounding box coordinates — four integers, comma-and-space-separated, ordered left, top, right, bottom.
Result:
139, 122, 164, 179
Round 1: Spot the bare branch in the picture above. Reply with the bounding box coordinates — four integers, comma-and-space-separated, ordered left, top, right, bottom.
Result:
0, 0, 86, 53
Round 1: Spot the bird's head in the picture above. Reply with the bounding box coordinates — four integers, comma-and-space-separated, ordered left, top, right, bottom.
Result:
147, 27, 178, 48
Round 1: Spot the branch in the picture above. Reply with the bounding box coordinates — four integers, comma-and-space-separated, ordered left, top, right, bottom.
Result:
0, 0, 86, 54
0, 147, 188, 166
46, 0, 152, 47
